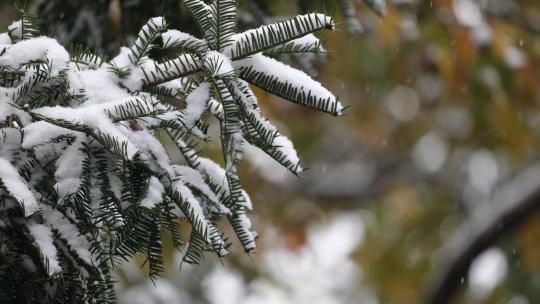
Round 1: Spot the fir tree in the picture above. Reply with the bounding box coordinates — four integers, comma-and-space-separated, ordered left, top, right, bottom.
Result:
0, 2, 342, 303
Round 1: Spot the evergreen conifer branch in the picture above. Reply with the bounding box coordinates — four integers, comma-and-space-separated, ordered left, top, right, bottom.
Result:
0, 3, 343, 301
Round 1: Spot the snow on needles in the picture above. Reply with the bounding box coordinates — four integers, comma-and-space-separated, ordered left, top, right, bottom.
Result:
0, 37, 69, 76
162, 29, 207, 51
141, 176, 165, 209
22, 121, 76, 148
0, 157, 39, 216
0, 2, 342, 286
234, 54, 344, 116
54, 137, 86, 198
274, 134, 300, 169
32, 99, 147, 159
205, 51, 235, 76
42, 205, 95, 266
185, 82, 211, 128
28, 223, 61, 275
228, 13, 333, 58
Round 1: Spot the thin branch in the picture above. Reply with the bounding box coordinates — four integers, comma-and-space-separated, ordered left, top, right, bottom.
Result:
428, 162, 540, 304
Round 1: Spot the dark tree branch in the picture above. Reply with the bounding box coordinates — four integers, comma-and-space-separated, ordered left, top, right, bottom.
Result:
428, 163, 540, 304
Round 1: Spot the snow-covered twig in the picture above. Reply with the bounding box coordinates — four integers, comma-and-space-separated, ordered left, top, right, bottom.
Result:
428, 162, 540, 304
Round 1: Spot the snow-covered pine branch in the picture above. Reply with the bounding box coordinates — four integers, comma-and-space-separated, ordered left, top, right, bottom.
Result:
0, 3, 342, 302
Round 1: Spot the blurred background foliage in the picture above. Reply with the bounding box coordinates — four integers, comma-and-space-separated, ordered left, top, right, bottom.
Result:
2, 0, 540, 303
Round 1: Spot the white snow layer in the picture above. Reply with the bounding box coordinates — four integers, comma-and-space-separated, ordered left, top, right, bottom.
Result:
0, 157, 39, 216
22, 121, 76, 148
74, 69, 131, 103
185, 82, 210, 128
234, 54, 343, 115
175, 165, 220, 207
33, 100, 144, 159
28, 223, 61, 275
54, 137, 85, 198
274, 135, 300, 167
0, 33, 11, 44
171, 180, 227, 255
0, 37, 70, 76
162, 29, 207, 50
42, 206, 94, 265
140, 176, 165, 209
7, 21, 22, 40
205, 51, 235, 76
278, 34, 325, 53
